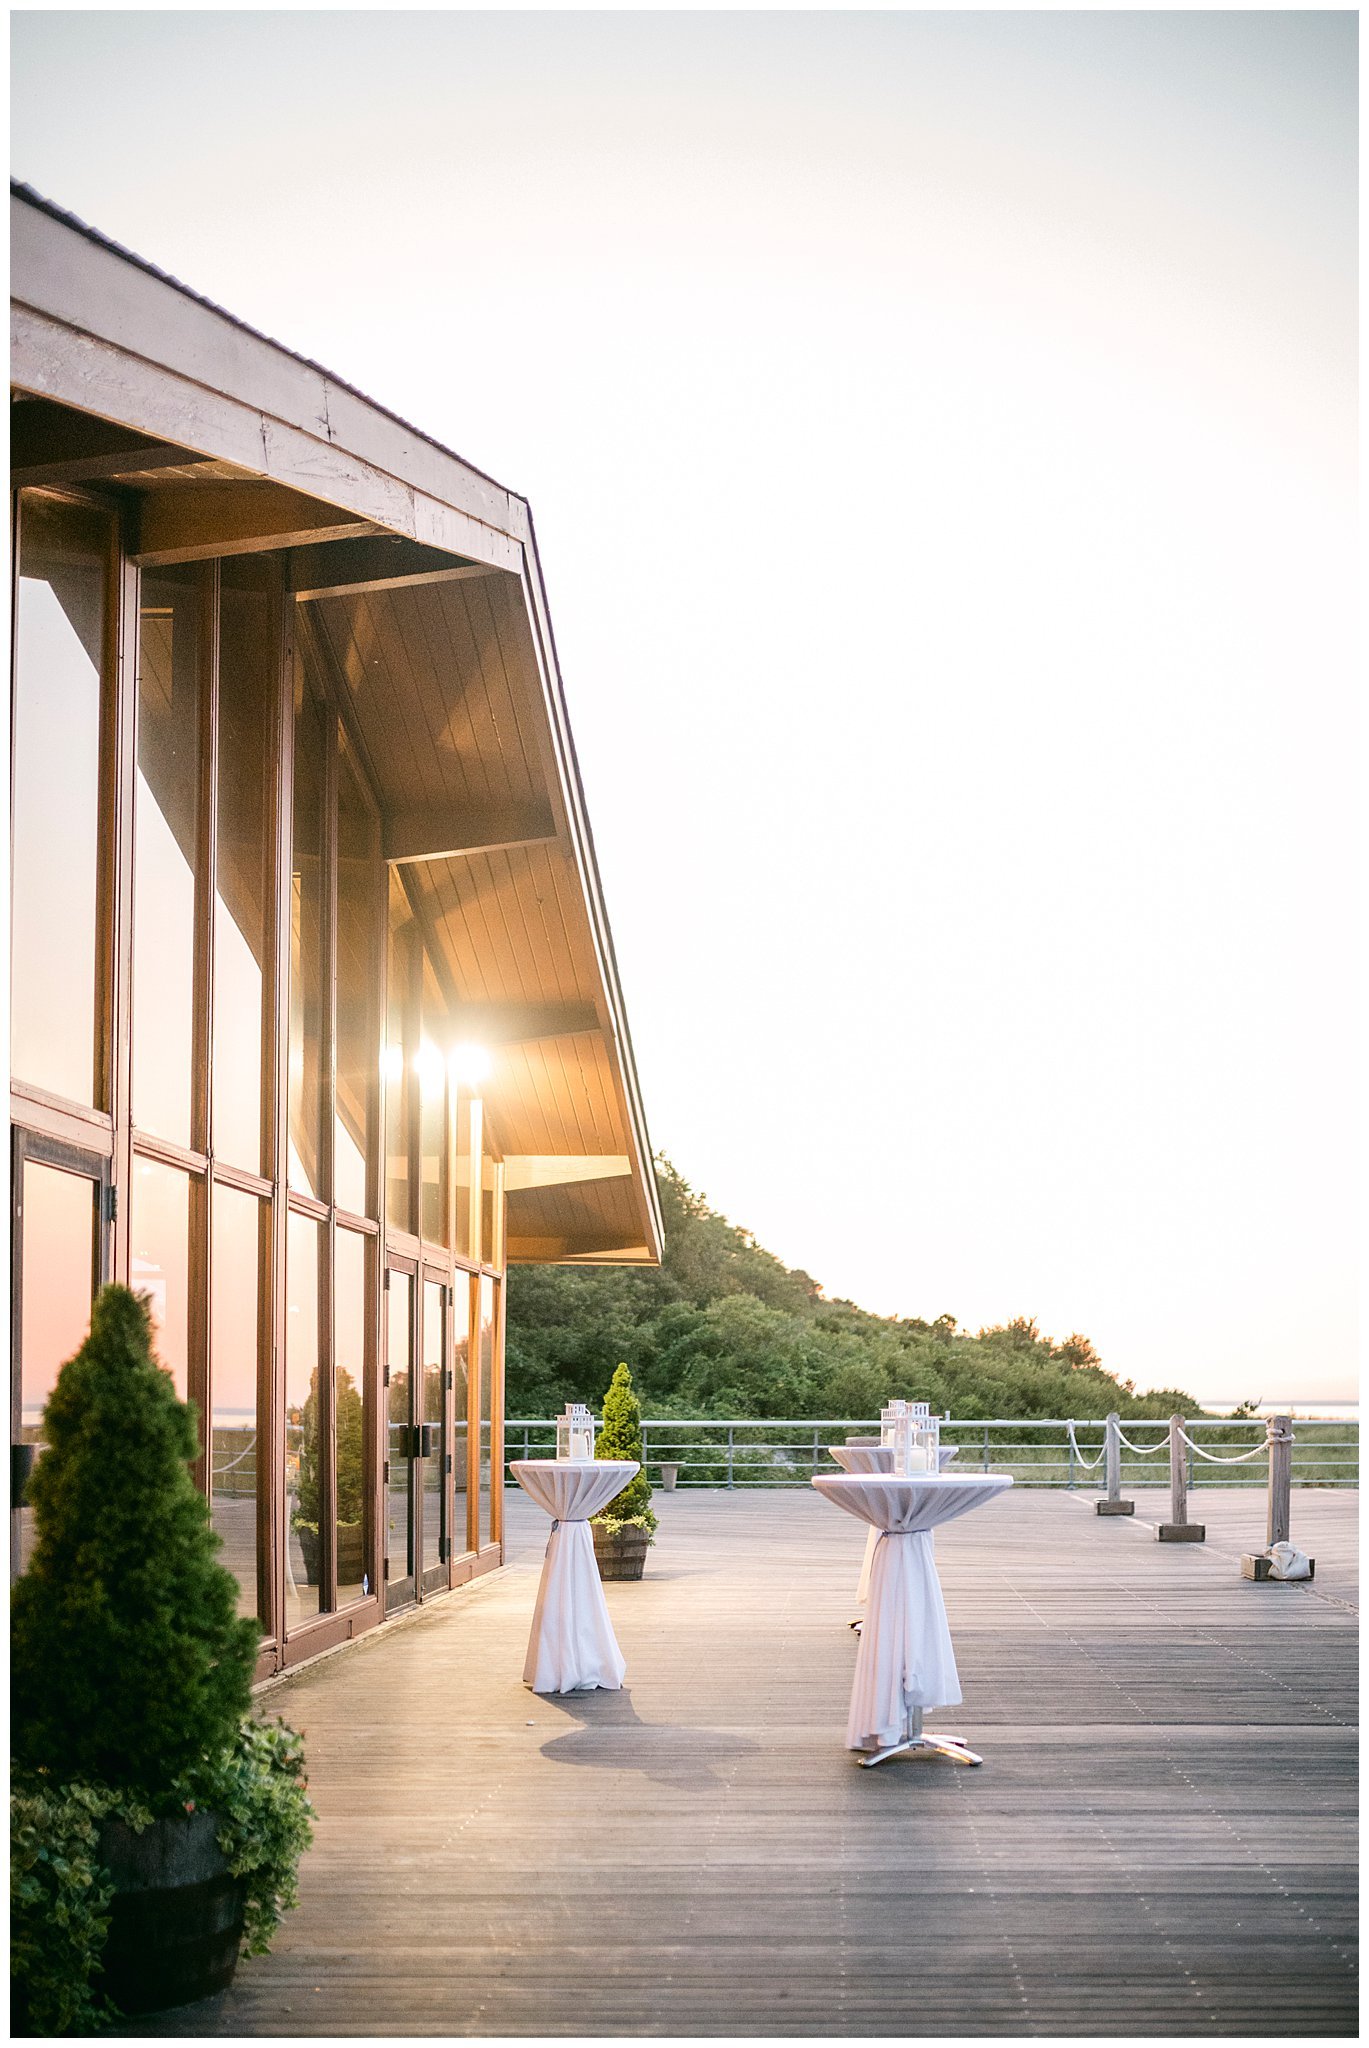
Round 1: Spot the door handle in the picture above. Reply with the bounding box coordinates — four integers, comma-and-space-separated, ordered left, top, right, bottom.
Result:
12, 1442, 38, 1501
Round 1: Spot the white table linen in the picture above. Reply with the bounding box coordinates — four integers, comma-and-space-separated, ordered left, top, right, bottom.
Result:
811, 1472, 1012, 1751
829, 1443, 893, 1598
829, 1443, 893, 1475
827, 1444, 960, 1598
511, 1460, 639, 1693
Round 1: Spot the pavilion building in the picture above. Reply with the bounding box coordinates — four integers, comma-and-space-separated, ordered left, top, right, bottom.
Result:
9, 182, 661, 1675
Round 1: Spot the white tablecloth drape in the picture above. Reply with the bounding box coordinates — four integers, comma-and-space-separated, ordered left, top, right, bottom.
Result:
828, 1442, 961, 1475
829, 1444, 893, 1598
828, 1443, 893, 1475
511, 1460, 639, 1693
811, 1472, 1012, 1750
827, 1444, 961, 1598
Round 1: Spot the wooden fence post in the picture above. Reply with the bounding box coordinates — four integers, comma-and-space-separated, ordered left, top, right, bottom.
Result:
1242, 1416, 1314, 1580
1096, 1410, 1134, 1516
1158, 1413, 1205, 1542
1267, 1414, 1292, 1548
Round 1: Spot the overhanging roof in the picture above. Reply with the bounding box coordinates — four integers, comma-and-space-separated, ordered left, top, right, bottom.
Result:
10, 181, 663, 1266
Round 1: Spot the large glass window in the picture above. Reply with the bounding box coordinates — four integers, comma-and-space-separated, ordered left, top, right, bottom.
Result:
130, 1158, 192, 1406
12, 493, 110, 1107
288, 671, 327, 1199
334, 1229, 372, 1606
335, 735, 380, 1217
455, 1093, 480, 1262
214, 563, 274, 1172
481, 1153, 502, 1272
422, 1279, 447, 1579
477, 1275, 496, 1549
419, 961, 449, 1246
133, 567, 205, 1146
17, 1160, 99, 1573
452, 1279, 471, 1553
284, 1212, 323, 1629
385, 874, 416, 1234
386, 1271, 414, 1590
211, 1182, 264, 1625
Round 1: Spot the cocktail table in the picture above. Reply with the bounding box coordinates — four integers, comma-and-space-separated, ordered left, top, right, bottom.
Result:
827, 1442, 964, 1610
511, 1459, 639, 1694
810, 1470, 1012, 1765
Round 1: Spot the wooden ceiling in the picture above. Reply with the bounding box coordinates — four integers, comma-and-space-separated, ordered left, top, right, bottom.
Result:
10, 376, 661, 1267
303, 577, 656, 1263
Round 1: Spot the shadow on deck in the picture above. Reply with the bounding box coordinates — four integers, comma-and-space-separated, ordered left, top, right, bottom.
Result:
136, 1485, 1357, 2037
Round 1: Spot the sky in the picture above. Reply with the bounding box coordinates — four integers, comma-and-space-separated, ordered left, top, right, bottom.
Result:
10, 9, 1358, 1408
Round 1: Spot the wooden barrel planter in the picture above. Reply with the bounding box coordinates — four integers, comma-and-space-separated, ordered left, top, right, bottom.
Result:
593, 1521, 650, 1581
96, 1811, 245, 2016
295, 1521, 365, 1587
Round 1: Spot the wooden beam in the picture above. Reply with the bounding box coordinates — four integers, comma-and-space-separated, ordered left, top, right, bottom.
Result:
505, 1231, 652, 1261
502, 1155, 630, 1192
13, 202, 529, 570
450, 1000, 600, 1048
133, 482, 376, 565
384, 800, 557, 865
289, 536, 499, 602
10, 399, 208, 485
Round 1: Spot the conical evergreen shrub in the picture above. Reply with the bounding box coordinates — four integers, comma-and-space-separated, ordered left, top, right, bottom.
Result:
11, 1286, 259, 1798
593, 1362, 657, 1533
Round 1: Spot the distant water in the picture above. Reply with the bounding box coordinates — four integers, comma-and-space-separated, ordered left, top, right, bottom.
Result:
1191, 1397, 1358, 1421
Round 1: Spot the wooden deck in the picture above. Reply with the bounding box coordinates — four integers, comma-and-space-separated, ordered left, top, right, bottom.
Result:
144, 1484, 1356, 2036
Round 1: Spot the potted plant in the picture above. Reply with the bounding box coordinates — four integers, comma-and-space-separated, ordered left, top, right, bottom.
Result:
11, 1286, 313, 2030
591, 1363, 657, 1580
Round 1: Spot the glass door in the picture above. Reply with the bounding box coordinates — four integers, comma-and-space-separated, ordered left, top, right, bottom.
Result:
11, 1130, 111, 1578
418, 1274, 450, 1595
384, 1260, 417, 1610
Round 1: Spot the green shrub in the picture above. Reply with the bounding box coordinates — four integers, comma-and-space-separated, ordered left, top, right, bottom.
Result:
594, 1363, 657, 1536
11, 1714, 313, 2034
171, 1714, 314, 1956
10, 1287, 315, 2032
11, 1286, 260, 1795
10, 1778, 123, 2035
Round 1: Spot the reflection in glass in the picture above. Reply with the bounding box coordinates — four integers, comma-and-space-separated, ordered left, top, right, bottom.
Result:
133, 567, 203, 1145
455, 1093, 480, 1262
452, 1279, 471, 1555
481, 1153, 501, 1272
288, 670, 327, 1199
211, 1183, 263, 1624
386, 1272, 414, 1595
422, 1280, 447, 1579
477, 1276, 496, 1549
334, 1231, 371, 1606
12, 494, 109, 1106
419, 960, 448, 1245
385, 874, 415, 1233
130, 1159, 192, 1407
18, 1162, 97, 1573
214, 563, 273, 1170
285, 1212, 322, 1628
336, 735, 379, 1216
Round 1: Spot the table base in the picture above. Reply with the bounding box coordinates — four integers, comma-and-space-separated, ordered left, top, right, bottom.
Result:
857, 1706, 983, 1769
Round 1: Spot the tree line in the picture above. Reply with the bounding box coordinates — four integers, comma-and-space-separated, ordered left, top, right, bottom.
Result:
505, 1161, 1202, 1422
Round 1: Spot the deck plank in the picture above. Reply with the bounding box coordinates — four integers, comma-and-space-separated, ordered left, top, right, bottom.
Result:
138, 1486, 1357, 2036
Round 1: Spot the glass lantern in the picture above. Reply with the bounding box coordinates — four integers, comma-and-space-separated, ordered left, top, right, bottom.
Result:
909, 1400, 940, 1474
879, 1400, 907, 1458
556, 1402, 596, 1461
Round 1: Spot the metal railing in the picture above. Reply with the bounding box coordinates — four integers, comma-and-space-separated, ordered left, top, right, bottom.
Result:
505, 1416, 1358, 1490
